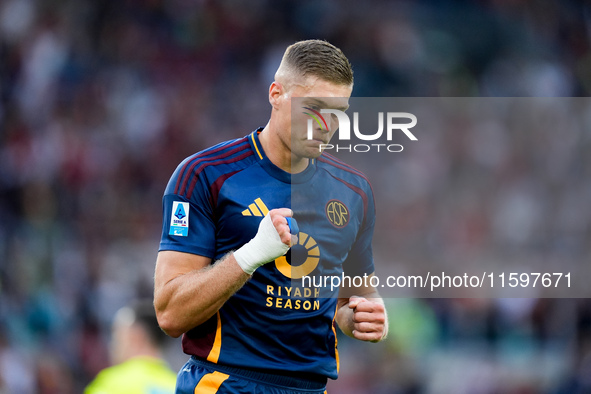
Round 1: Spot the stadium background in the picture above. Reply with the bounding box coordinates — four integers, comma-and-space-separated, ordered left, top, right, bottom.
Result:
0, 0, 590, 393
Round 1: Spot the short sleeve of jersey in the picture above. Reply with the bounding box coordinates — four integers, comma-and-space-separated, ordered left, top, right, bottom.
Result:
342, 181, 376, 276
159, 161, 216, 259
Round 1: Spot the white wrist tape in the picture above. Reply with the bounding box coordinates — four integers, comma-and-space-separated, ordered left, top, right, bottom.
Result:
234, 213, 290, 275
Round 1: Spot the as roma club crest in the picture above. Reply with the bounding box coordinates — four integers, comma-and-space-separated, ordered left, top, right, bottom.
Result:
325, 200, 349, 228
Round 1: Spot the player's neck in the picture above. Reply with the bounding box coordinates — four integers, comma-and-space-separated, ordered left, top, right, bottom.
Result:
259, 126, 309, 174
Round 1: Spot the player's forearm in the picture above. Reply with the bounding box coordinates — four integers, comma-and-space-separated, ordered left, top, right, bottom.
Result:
155, 253, 250, 338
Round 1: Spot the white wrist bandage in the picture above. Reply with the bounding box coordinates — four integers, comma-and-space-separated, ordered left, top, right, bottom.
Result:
233, 213, 290, 275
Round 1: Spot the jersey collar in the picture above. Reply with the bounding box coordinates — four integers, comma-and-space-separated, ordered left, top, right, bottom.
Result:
248, 128, 316, 184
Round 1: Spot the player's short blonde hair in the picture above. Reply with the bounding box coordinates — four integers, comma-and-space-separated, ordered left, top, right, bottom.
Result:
279, 39, 353, 86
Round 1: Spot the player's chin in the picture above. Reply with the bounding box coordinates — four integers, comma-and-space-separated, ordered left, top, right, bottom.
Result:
299, 150, 323, 160
307, 148, 324, 159
299, 143, 326, 158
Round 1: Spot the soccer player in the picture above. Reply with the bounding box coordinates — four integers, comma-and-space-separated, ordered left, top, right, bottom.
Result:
154, 39, 387, 394
85, 300, 177, 394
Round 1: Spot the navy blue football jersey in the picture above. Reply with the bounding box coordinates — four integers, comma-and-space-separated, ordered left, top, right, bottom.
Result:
159, 129, 375, 379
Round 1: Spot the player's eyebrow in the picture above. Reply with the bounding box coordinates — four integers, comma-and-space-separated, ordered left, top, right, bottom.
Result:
305, 98, 349, 112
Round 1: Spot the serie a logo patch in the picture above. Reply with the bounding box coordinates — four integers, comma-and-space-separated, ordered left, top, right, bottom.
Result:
169, 201, 189, 236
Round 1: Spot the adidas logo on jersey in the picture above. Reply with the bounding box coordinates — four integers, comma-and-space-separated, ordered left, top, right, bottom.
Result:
241, 198, 269, 217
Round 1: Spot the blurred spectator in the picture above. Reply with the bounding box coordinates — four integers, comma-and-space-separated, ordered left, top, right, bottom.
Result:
0, 0, 590, 392
84, 300, 176, 394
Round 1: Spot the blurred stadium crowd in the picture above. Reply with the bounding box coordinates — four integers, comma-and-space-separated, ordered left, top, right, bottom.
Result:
0, 0, 590, 393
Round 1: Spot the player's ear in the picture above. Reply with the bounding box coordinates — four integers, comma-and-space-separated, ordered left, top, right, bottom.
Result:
269, 81, 284, 109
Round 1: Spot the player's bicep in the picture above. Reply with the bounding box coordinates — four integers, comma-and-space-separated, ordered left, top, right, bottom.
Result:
154, 251, 212, 295
154, 251, 214, 336
154, 251, 211, 320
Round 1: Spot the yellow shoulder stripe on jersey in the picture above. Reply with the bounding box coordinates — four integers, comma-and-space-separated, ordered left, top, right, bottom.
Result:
251, 133, 263, 160
206, 312, 222, 363
193, 370, 229, 394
